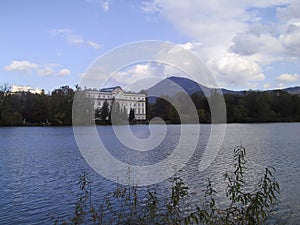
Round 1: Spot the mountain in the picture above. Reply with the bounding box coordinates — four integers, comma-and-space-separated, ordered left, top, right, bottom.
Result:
146, 76, 300, 101
147, 76, 209, 98
282, 86, 300, 95
146, 76, 243, 100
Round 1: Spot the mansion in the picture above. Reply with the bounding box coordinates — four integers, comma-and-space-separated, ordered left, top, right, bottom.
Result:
87, 86, 146, 120
11, 85, 43, 94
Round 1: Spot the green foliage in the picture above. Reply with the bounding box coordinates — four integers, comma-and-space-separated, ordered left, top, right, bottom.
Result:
73, 88, 95, 125
50, 86, 74, 125
185, 146, 280, 225
2, 82, 300, 126
225, 91, 300, 122
0, 85, 79, 126
148, 90, 300, 123
94, 100, 111, 125
129, 108, 135, 122
0, 92, 50, 126
109, 101, 128, 125
100, 100, 110, 122
57, 147, 280, 225
0, 85, 75, 126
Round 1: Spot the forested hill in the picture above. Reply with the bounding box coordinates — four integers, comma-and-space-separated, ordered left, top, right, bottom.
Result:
147, 76, 300, 123
148, 76, 300, 97
282, 86, 300, 95
0, 79, 300, 126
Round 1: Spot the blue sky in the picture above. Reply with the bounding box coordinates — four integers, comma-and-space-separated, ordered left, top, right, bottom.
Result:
1, 0, 300, 92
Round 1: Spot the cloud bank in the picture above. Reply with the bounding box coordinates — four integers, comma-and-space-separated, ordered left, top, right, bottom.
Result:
142, 0, 300, 89
50, 28, 101, 49
4, 60, 71, 77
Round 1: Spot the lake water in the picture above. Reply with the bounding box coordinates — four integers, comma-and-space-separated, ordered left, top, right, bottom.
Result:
0, 124, 299, 224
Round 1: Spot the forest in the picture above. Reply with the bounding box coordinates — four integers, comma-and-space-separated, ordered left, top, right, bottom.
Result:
149, 90, 300, 124
1, 84, 300, 126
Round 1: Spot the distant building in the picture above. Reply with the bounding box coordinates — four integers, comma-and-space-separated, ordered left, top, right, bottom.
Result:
11, 85, 43, 94
87, 86, 146, 120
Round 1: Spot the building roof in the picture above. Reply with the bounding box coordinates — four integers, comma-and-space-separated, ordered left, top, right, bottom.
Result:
100, 86, 122, 92
11, 85, 43, 94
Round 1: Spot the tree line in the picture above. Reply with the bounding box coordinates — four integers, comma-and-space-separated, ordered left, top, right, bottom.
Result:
148, 90, 300, 123
0, 84, 137, 126
94, 100, 136, 125
0, 85, 74, 126
1, 83, 300, 126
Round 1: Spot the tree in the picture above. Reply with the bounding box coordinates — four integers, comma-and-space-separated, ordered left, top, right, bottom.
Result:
110, 101, 124, 125
49, 86, 74, 125
73, 88, 95, 125
271, 90, 293, 121
95, 108, 101, 120
0, 83, 10, 125
197, 109, 208, 123
152, 96, 172, 122
190, 92, 210, 123
100, 100, 110, 123
0, 94, 22, 126
129, 108, 135, 122
121, 106, 128, 121
208, 90, 226, 123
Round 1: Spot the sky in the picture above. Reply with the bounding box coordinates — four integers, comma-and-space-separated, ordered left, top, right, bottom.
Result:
1, 0, 300, 92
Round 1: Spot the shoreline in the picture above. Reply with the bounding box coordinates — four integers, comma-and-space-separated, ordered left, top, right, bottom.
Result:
1, 121, 300, 127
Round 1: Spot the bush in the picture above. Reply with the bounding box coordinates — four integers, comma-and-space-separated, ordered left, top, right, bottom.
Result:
185, 146, 280, 225
56, 146, 280, 224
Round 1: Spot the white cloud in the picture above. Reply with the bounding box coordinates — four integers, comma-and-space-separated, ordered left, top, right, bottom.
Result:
112, 63, 159, 84
276, 2, 300, 22
230, 32, 285, 63
50, 28, 101, 49
247, 82, 258, 90
50, 28, 84, 45
38, 64, 58, 76
119, 62, 196, 91
208, 54, 265, 89
101, 1, 109, 11
142, 0, 299, 88
57, 68, 71, 76
276, 73, 299, 82
278, 83, 287, 89
4, 60, 71, 77
4, 60, 38, 73
141, 1, 161, 13
87, 40, 101, 49
107, 63, 165, 91
142, 0, 292, 47
86, 0, 110, 11
142, 1, 250, 47
177, 42, 202, 51
263, 83, 272, 89
229, 18, 300, 62
279, 22, 300, 57
229, 20, 300, 65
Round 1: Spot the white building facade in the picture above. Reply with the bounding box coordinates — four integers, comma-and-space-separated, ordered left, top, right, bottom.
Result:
11, 85, 43, 94
88, 86, 146, 120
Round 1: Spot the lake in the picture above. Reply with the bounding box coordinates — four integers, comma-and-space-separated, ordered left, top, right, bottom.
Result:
0, 123, 299, 224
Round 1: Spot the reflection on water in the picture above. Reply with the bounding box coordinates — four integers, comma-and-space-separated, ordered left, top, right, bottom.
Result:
0, 123, 299, 224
